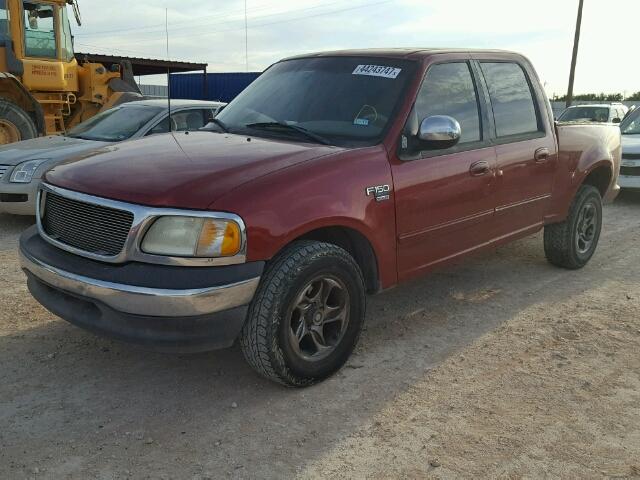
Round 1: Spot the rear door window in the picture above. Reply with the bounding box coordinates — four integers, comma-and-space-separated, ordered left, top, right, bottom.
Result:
415, 62, 481, 144
173, 110, 207, 131
480, 62, 540, 138
148, 109, 209, 135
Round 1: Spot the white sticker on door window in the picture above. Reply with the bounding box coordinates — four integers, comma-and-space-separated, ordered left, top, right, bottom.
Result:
352, 65, 402, 79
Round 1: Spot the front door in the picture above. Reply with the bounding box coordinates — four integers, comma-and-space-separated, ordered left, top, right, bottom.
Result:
391, 59, 499, 282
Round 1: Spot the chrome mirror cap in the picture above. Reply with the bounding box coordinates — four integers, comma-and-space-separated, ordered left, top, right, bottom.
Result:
418, 115, 462, 149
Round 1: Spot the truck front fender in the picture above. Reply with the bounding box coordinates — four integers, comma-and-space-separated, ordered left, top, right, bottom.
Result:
210, 145, 399, 289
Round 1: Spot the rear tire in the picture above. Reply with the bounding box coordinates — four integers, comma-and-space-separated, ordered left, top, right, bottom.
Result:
544, 185, 603, 269
0, 99, 38, 145
239, 241, 366, 387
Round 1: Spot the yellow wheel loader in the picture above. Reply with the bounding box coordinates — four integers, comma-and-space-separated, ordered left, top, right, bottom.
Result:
0, 0, 142, 144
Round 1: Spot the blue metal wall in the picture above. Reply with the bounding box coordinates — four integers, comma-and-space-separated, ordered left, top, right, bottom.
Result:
170, 72, 261, 102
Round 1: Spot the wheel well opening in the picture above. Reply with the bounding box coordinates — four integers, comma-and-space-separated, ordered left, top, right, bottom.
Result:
0, 80, 36, 114
297, 226, 380, 293
583, 165, 612, 198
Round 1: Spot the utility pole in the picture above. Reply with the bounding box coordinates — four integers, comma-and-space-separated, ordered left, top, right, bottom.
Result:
244, 0, 249, 72
566, 0, 584, 108
166, 8, 171, 121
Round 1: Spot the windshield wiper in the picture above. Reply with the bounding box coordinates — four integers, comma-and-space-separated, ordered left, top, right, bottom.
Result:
245, 122, 332, 145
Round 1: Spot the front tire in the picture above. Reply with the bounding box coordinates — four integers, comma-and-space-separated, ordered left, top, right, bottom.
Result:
0, 99, 38, 145
544, 185, 603, 269
239, 241, 366, 387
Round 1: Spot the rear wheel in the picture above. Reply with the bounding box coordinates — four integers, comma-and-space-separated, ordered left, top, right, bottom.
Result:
239, 241, 366, 387
0, 99, 38, 145
544, 185, 603, 269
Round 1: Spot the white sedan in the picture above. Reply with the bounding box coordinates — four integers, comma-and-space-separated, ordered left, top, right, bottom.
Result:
620, 107, 640, 190
0, 99, 225, 215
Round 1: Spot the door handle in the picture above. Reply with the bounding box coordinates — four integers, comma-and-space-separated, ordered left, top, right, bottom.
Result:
469, 160, 491, 176
535, 147, 550, 163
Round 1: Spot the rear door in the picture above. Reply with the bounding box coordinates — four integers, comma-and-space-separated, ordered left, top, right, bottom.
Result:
391, 56, 499, 281
475, 58, 558, 235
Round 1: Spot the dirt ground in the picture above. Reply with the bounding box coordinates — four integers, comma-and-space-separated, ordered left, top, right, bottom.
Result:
1, 193, 639, 480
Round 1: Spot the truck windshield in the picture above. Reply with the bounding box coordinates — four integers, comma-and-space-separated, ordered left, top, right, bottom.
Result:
558, 106, 609, 123
620, 108, 640, 135
215, 56, 417, 147
67, 105, 164, 142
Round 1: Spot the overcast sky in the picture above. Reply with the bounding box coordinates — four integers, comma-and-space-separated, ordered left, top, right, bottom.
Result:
74, 0, 639, 96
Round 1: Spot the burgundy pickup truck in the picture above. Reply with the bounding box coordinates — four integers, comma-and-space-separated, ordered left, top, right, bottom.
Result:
19, 49, 620, 386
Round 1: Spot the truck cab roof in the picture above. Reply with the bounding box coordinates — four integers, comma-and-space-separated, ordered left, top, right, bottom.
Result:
283, 48, 524, 61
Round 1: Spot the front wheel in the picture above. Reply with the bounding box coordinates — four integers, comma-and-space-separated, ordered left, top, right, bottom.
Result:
544, 185, 603, 269
0, 99, 38, 145
239, 241, 366, 387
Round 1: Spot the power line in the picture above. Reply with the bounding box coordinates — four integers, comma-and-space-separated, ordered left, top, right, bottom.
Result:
76, 0, 381, 39
74, 1, 282, 36
80, 0, 393, 48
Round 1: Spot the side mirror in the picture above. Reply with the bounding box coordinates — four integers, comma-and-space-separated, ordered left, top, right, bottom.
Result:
612, 117, 621, 124
418, 115, 462, 150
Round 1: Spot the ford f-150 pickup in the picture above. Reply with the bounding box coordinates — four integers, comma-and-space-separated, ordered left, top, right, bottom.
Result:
19, 49, 621, 386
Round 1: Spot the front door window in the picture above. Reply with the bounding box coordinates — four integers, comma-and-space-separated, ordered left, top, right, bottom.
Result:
59, 4, 74, 61
0, 0, 9, 35
23, 2, 56, 58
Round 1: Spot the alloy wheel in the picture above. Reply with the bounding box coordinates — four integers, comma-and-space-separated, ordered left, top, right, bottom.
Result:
288, 275, 351, 362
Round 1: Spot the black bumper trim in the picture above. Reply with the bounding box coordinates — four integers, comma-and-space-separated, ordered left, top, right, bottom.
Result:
27, 272, 248, 353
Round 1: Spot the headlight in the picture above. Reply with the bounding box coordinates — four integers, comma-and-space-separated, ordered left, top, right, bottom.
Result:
10, 159, 50, 183
141, 215, 243, 258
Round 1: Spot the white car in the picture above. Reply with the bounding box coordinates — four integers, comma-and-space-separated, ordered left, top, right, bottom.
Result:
0, 99, 225, 215
558, 103, 628, 124
620, 107, 640, 190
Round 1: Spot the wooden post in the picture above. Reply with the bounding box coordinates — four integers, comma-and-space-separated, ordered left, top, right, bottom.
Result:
566, 0, 584, 108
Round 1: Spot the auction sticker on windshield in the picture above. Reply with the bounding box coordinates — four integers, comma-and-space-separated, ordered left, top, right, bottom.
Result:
352, 65, 402, 79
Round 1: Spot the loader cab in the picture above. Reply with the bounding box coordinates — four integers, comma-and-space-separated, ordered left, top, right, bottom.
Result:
0, 0, 139, 144
0, 0, 83, 143
4, 0, 80, 93
21, 1, 74, 61
18, 1, 77, 61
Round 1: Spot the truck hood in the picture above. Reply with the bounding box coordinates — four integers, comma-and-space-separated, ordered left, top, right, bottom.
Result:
622, 134, 640, 154
45, 132, 343, 209
0, 136, 108, 166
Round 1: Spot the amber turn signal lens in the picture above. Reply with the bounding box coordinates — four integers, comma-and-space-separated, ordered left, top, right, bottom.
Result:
196, 219, 241, 257
221, 221, 241, 256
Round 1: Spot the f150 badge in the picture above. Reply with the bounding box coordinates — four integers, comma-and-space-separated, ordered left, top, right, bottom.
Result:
366, 184, 391, 202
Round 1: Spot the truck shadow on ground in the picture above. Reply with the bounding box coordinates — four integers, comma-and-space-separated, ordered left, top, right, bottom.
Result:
0, 196, 638, 478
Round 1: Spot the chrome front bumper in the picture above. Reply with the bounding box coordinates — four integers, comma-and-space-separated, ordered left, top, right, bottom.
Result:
619, 175, 640, 190
20, 246, 260, 318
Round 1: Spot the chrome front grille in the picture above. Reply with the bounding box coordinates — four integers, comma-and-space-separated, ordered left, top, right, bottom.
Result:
42, 190, 134, 257
0, 165, 9, 180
